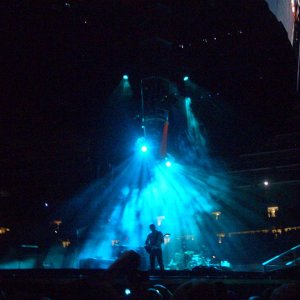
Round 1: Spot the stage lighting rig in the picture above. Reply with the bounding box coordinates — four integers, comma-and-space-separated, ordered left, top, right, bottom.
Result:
139, 76, 176, 159
136, 137, 149, 154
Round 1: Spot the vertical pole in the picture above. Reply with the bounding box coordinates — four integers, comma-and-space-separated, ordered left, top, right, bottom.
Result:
140, 79, 146, 137
297, 44, 300, 93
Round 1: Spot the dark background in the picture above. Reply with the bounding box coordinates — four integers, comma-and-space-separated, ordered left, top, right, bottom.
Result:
0, 0, 297, 242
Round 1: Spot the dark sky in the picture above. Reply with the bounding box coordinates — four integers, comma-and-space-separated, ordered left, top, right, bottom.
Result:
0, 1, 297, 236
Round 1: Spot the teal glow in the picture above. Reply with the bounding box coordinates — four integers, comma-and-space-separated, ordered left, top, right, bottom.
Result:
291, 245, 300, 250
60, 84, 264, 269
107, 75, 133, 103
73, 117, 233, 266
183, 76, 189, 81
141, 145, 148, 152
136, 137, 149, 154
165, 160, 172, 167
262, 255, 280, 266
76, 148, 232, 266
185, 97, 206, 148
125, 289, 131, 295
123, 74, 129, 80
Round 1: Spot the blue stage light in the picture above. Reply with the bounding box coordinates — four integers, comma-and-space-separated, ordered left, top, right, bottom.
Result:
125, 289, 131, 296
165, 160, 172, 167
183, 76, 189, 81
136, 137, 149, 153
123, 74, 129, 80
141, 145, 148, 153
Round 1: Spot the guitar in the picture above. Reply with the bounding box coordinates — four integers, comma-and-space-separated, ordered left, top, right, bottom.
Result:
144, 233, 170, 254
144, 245, 153, 254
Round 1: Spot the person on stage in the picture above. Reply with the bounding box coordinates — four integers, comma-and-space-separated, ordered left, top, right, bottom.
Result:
145, 224, 164, 271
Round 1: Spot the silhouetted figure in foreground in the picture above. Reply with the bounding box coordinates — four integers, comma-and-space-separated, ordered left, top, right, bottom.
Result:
173, 279, 239, 300
269, 283, 300, 300
108, 249, 141, 273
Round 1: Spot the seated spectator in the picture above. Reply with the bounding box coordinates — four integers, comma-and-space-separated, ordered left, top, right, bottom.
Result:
173, 279, 218, 300
107, 250, 148, 299
108, 250, 141, 273
144, 288, 163, 300
153, 284, 174, 300
60, 278, 122, 300
173, 279, 240, 300
269, 283, 300, 300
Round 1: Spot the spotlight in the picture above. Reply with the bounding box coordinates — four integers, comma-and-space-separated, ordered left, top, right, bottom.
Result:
136, 137, 149, 154
165, 160, 172, 167
123, 74, 129, 80
125, 288, 131, 296
164, 154, 175, 168
183, 76, 189, 81
141, 145, 148, 153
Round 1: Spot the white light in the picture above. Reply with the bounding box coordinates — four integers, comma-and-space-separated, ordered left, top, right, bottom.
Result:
165, 161, 172, 167
263, 181, 269, 186
136, 137, 149, 154
141, 145, 148, 153
125, 289, 131, 296
291, 0, 296, 13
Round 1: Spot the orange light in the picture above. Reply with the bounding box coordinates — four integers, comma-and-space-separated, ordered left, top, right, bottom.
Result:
212, 211, 221, 220
61, 239, 71, 248
0, 227, 10, 235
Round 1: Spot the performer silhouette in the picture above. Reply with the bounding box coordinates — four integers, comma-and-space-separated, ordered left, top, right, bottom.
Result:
145, 224, 164, 271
